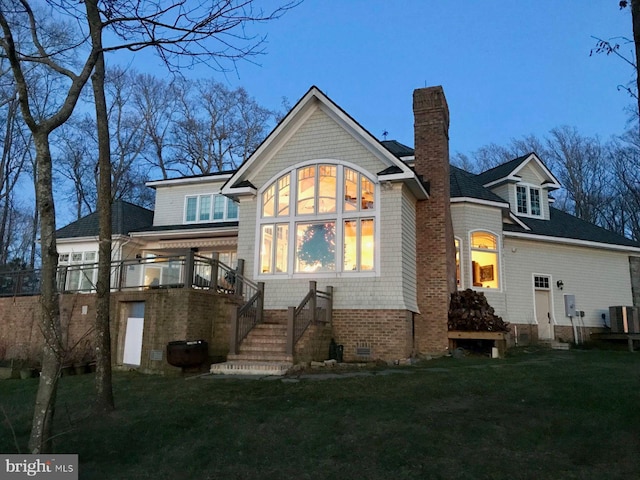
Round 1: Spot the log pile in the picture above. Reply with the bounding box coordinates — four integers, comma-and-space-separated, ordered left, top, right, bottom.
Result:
448, 289, 510, 332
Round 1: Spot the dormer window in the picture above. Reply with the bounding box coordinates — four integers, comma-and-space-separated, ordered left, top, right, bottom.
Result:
185, 194, 238, 223
516, 185, 541, 217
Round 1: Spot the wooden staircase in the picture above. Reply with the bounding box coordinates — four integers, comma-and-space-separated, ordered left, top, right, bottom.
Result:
210, 316, 293, 376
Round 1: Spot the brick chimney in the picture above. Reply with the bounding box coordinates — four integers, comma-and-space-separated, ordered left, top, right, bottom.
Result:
413, 86, 457, 354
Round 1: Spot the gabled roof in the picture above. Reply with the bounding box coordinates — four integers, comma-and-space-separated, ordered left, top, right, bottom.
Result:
222, 86, 428, 200
381, 140, 415, 159
504, 207, 640, 250
475, 152, 560, 190
450, 166, 508, 205
57, 201, 154, 240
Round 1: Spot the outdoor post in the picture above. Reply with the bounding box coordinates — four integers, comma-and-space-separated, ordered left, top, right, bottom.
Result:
309, 281, 317, 324
286, 306, 295, 355
184, 249, 195, 289
211, 252, 219, 291
326, 286, 333, 324
256, 282, 265, 324
230, 305, 240, 355
236, 258, 245, 297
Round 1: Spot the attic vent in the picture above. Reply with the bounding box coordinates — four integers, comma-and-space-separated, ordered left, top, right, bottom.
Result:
356, 342, 372, 358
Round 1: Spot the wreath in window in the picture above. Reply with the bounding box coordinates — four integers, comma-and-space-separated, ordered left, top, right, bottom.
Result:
298, 223, 336, 269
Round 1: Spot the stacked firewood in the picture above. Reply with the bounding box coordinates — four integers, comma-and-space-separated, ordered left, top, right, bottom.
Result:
448, 289, 510, 332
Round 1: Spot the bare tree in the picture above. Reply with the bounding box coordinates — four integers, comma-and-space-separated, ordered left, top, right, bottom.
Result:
132, 73, 181, 179
54, 117, 97, 219
1, 0, 297, 448
173, 79, 275, 174
0, 0, 102, 453
544, 126, 610, 225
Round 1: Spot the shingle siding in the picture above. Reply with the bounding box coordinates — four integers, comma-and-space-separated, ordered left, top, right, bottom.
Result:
503, 238, 633, 329
153, 180, 226, 226
250, 107, 388, 188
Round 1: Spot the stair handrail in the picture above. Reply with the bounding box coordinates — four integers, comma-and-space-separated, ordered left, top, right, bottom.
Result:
286, 281, 333, 355
229, 281, 265, 355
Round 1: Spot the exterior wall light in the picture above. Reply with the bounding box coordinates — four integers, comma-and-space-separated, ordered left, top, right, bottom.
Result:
556, 280, 564, 290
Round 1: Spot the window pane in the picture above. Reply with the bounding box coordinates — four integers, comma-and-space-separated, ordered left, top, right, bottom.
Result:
455, 239, 461, 288
471, 231, 499, 289
275, 224, 288, 273
516, 186, 527, 214
296, 222, 335, 272
318, 165, 336, 213
344, 168, 358, 212
262, 184, 275, 217
260, 225, 274, 273
360, 219, 374, 271
213, 195, 225, 220
361, 177, 374, 210
277, 174, 290, 216
227, 198, 238, 219
343, 220, 357, 271
471, 232, 497, 250
186, 197, 197, 222
199, 195, 211, 221
297, 167, 315, 215
471, 252, 499, 289
530, 188, 541, 216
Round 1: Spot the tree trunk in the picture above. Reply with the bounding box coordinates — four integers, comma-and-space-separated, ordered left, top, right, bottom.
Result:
28, 131, 62, 454
87, 0, 114, 412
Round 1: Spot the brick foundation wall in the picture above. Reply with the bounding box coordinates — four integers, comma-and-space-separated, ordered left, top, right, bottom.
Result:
332, 309, 413, 362
413, 87, 456, 355
0, 294, 97, 366
0, 289, 239, 374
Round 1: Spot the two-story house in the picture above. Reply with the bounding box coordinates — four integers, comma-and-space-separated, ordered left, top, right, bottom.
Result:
55, 85, 640, 363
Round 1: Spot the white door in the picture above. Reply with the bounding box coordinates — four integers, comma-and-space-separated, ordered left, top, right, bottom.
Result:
535, 282, 554, 341
123, 317, 144, 366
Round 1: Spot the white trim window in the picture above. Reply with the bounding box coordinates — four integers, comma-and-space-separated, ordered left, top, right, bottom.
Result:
455, 237, 462, 289
516, 184, 542, 217
470, 231, 500, 289
184, 194, 239, 223
258, 162, 377, 276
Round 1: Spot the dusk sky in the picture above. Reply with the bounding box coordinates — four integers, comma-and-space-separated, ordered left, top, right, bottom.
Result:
120, 1, 636, 157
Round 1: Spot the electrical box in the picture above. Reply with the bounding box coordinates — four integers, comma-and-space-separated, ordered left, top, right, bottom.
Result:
564, 295, 576, 317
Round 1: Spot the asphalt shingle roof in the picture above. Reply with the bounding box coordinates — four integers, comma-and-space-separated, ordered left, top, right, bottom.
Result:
57, 201, 154, 239
504, 207, 640, 248
474, 154, 531, 186
450, 166, 507, 205
381, 140, 414, 158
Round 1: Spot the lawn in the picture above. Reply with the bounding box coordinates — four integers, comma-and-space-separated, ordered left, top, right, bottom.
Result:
1, 347, 639, 480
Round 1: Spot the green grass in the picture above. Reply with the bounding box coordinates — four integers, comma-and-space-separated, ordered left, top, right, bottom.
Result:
1, 348, 639, 479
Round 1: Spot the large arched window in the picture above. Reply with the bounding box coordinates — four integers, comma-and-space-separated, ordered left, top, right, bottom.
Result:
258, 163, 376, 275
470, 231, 500, 289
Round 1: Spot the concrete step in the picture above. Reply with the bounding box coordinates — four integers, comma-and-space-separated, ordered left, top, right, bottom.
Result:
243, 336, 287, 345
551, 342, 571, 350
210, 360, 293, 376
239, 344, 287, 354
227, 352, 293, 362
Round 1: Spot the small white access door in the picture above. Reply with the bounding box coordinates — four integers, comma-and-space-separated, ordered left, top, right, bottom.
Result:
123, 303, 145, 367
123, 317, 144, 366
534, 276, 554, 341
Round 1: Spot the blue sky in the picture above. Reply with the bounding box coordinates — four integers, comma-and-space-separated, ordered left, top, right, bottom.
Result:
125, 1, 635, 156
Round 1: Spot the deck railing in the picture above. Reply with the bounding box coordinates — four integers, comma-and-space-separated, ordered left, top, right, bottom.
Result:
286, 281, 333, 355
0, 251, 252, 299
